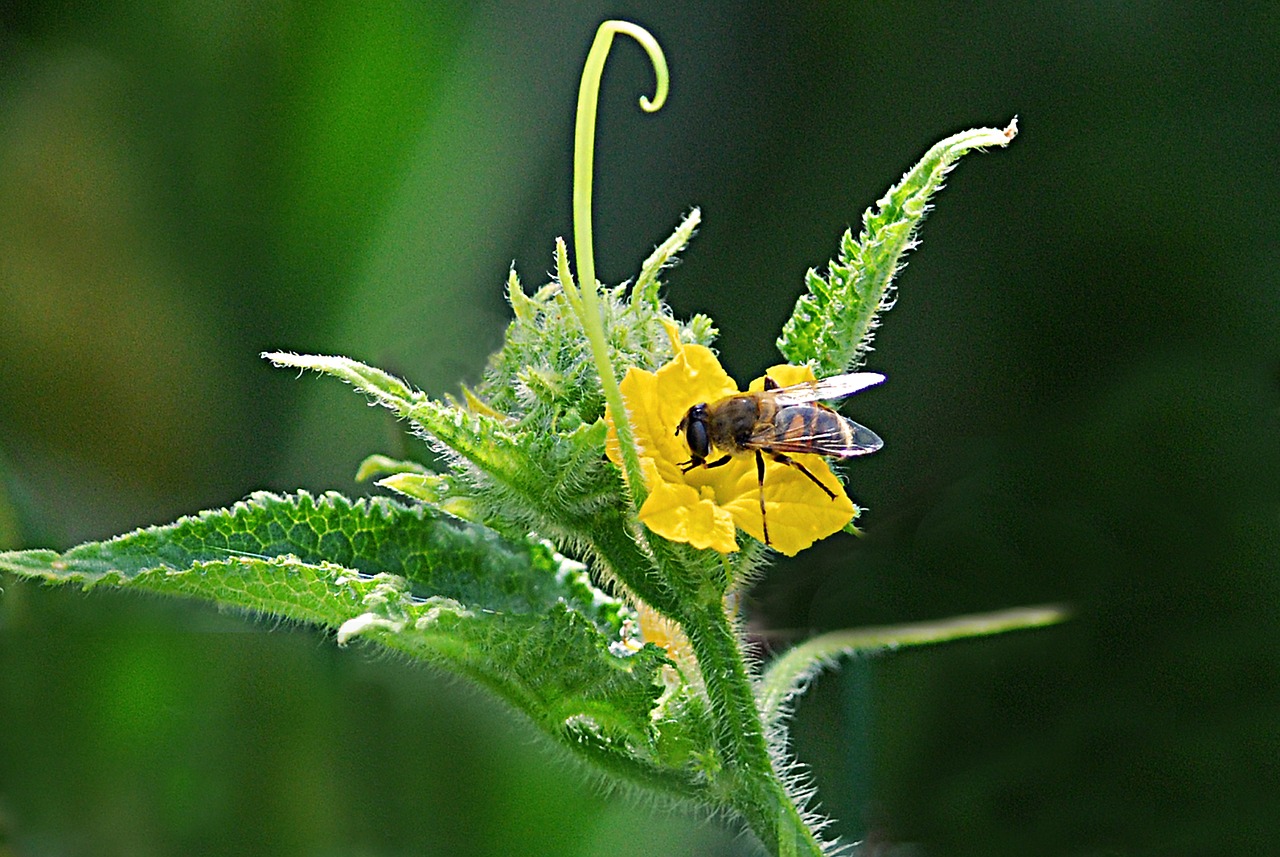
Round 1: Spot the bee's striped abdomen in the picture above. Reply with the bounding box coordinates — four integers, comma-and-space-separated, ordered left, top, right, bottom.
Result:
772, 405, 854, 452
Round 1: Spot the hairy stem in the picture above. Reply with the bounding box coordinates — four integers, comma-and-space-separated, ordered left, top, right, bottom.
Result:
678, 603, 824, 857
567, 22, 825, 854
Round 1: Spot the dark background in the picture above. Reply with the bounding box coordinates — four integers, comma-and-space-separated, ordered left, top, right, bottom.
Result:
1, 3, 1276, 855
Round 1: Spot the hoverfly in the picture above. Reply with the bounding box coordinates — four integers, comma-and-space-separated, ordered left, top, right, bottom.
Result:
675, 372, 884, 546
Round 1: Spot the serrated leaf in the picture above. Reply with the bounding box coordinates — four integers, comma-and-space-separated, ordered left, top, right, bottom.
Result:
262, 352, 681, 614
0, 491, 707, 795
778, 119, 1018, 376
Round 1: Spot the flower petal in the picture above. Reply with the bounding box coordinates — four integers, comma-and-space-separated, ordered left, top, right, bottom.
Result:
607, 343, 738, 484
749, 362, 818, 390
637, 460, 739, 553
658, 344, 739, 407
718, 452, 855, 556
606, 365, 663, 466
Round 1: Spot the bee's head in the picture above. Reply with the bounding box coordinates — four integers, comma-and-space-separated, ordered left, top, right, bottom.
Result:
677, 403, 710, 462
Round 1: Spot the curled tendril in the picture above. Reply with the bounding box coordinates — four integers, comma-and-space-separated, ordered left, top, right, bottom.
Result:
573, 21, 668, 294
563, 20, 669, 508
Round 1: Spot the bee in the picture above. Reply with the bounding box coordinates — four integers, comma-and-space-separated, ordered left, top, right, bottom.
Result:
676, 372, 884, 546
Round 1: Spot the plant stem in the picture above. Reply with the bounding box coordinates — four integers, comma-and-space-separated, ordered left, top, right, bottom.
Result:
678, 602, 824, 856
567, 22, 821, 855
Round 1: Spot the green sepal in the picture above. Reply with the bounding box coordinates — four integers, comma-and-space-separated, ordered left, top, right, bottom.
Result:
479, 212, 714, 431
355, 453, 428, 482
778, 119, 1018, 376
634, 207, 700, 306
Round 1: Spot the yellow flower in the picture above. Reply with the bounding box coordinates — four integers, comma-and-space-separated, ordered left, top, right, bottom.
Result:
605, 334, 856, 556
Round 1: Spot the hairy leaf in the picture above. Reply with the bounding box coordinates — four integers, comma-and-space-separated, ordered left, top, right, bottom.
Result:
0, 491, 708, 795
260, 352, 710, 617
778, 119, 1018, 376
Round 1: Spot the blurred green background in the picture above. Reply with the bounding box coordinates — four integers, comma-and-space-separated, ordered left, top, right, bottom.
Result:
1, 3, 1276, 855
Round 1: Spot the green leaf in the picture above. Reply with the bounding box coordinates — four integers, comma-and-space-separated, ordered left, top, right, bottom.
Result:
757, 603, 1068, 728
261, 352, 696, 617
0, 491, 708, 796
777, 119, 1018, 376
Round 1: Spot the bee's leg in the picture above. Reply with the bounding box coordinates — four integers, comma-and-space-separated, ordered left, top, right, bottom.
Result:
682, 454, 731, 474
771, 453, 837, 500
756, 450, 771, 545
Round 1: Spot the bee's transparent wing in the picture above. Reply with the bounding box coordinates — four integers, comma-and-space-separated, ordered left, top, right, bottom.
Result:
762, 422, 885, 455
767, 372, 886, 406
829, 418, 884, 456
747, 411, 885, 460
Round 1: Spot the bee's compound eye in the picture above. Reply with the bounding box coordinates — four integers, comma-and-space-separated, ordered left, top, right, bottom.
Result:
682, 406, 710, 459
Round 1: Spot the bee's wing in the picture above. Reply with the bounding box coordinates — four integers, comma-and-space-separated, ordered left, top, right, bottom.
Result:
748, 412, 884, 458
766, 372, 886, 406
826, 418, 883, 457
